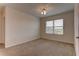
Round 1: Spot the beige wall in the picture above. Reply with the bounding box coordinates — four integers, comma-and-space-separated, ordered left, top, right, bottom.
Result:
5, 7, 40, 47
40, 11, 74, 44
0, 7, 5, 44
74, 4, 79, 56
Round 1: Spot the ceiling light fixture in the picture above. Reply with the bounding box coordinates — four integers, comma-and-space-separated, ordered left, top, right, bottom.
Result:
41, 8, 46, 15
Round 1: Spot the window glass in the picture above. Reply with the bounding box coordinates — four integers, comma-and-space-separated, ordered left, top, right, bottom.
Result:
46, 21, 53, 34
45, 19, 64, 35
54, 19, 63, 35
54, 19, 63, 26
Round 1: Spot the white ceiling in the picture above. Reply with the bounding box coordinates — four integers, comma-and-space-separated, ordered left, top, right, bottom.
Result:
0, 3, 74, 18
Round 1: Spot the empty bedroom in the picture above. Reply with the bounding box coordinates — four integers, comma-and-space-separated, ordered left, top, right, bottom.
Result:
0, 3, 78, 56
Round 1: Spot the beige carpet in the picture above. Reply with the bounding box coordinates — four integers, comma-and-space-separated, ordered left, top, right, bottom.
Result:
0, 39, 75, 56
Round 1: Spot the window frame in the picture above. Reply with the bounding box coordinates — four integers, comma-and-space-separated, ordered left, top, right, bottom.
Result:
45, 19, 64, 35
45, 20, 54, 34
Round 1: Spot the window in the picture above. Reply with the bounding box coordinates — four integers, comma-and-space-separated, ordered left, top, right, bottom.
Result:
46, 20, 53, 34
54, 19, 63, 35
45, 19, 63, 35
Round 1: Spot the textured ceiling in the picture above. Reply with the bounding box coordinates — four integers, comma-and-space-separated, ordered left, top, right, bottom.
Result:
0, 3, 74, 18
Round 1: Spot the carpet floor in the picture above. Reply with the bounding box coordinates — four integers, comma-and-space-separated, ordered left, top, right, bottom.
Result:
0, 39, 75, 56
